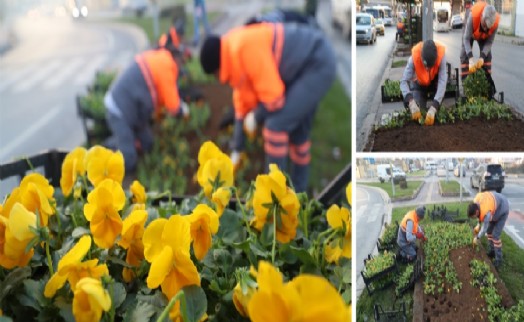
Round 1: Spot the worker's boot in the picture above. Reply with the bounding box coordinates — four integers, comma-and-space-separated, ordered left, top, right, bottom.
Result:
493, 247, 503, 270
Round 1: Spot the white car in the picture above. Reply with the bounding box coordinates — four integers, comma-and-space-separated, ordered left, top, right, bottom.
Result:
331, 0, 352, 40
451, 14, 463, 29
356, 13, 376, 45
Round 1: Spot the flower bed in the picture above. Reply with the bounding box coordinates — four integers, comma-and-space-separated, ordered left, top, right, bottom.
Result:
0, 142, 351, 321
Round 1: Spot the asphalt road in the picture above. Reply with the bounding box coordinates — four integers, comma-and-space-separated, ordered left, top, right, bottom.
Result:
355, 25, 396, 139
434, 29, 524, 112
355, 184, 390, 295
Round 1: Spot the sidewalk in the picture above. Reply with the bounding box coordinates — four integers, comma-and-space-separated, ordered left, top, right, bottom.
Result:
495, 33, 524, 46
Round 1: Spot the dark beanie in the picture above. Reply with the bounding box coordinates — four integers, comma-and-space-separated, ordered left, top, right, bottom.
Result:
200, 35, 221, 75
416, 205, 426, 218
422, 40, 437, 68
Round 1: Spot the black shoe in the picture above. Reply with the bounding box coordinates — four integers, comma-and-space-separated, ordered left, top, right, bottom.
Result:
493, 259, 502, 270
487, 250, 495, 258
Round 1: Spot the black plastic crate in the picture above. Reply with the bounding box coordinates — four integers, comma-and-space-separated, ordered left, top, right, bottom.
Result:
374, 302, 407, 322
76, 95, 111, 146
381, 80, 403, 103
396, 257, 424, 296
362, 253, 398, 295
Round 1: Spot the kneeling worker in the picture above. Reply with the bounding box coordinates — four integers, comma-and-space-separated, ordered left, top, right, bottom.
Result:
397, 206, 427, 261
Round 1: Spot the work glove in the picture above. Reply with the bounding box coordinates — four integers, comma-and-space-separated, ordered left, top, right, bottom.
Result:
474, 224, 480, 235
473, 236, 479, 246
179, 101, 190, 119
415, 231, 425, 239
243, 111, 257, 139
230, 151, 242, 171
476, 57, 484, 69
469, 58, 476, 73
408, 99, 421, 121
424, 105, 438, 126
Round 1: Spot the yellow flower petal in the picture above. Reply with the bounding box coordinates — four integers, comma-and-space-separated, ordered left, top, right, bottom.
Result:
162, 215, 191, 254
147, 246, 173, 289
73, 277, 111, 322
44, 271, 69, 298
143, 218, 168, 262
160, 250, 201, 299
118, 209, 147, 249
326, 205, 344, 229
248, 290, 292, 322
58, 235, 92, 271
130, 180, 146, 204
212, 187, 231, 217
256, 261, 284, 292
60, 147, 87, 197
8, 203, 36, 241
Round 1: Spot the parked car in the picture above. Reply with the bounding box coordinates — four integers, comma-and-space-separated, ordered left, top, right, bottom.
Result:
454, 164, 467, 177
356, 13, 376, 45
470, 164, 505, 192
377, 164, 406, 183
450, 14, 463, 29
331, 0, 352, 40
375, 18, 385, 35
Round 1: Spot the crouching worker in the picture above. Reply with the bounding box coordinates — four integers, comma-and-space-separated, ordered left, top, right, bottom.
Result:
397, 206, 427, 262
400, 40, 448, 126
105, 46, 190, 172
199, 22, 336, 192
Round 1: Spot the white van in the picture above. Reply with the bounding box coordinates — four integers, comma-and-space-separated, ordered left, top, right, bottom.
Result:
377, 164, 406, 183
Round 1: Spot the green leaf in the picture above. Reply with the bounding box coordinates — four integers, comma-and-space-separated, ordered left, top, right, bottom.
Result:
288, 246, 316, 266
71, 226, 91, 239
259, 222, 274, 246
111, 282, 127, 310
0, 266, 31, 304
217, 209, 244, 244
342, 288, 351, 305
123, 300, 156, 322
54, 296, 75, 322
213, 249, 233, 275
181, 286, 207, 322
249, 242, 269, 258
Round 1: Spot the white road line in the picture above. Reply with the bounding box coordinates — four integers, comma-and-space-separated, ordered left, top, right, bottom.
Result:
367, 204, 383, 223
43, 57, 86, 90
0, 105, 62, 160
12, 60, 62, 93
73, 54, 108, 85
0, 63, 36, 92
357, 186, 370, 202
505, 225, 524, 247
356, 204, 368, 221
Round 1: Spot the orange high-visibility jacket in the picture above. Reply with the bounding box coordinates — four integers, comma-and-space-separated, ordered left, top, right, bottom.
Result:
474, 192, 497, 223
400, 210, 419, 234
471, 2, 500, 40
135, 48, 180, 115
411, 41, 446, 86
219, 23, 286, 119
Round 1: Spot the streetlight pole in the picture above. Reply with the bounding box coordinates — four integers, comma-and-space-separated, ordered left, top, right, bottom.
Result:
390, 163, 396, 196
422, 0, 433, 41
459, 158, 465, 202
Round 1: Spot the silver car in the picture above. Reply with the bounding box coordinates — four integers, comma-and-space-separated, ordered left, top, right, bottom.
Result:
356, 13, 376, 45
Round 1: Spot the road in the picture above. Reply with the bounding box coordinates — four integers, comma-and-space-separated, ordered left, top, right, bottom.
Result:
434, 29, 524, 112
355, 26, 396, 140
0, 16, 144, 163
355, 184, 390, 295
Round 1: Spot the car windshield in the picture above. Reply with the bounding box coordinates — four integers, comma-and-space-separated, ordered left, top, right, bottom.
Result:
357, 16, 371, 25
487, 165, 503, 174
376, 19, 383, 24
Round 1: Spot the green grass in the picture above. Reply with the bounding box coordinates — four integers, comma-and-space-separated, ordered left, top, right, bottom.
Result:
117, 11, 222, 45
391, 60, 408, 68
407, 170, 426, 177
310, 79, 351, 192
359, 181, 423, 199
358, 201, 524, 320
439, 180, 463, 194
357, 277, 413, 322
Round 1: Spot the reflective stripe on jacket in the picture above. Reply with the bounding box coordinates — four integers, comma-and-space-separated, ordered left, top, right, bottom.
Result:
475, 191, 497, 223
411, 41, 446, 86
158, 26, 181, 48
219, 23, 286, 119
135, 48, 180, 115
401, 210, 419, 234
471, 2, 500, 41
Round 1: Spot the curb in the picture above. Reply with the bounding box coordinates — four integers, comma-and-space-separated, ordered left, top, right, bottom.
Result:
495, 33, 524, 46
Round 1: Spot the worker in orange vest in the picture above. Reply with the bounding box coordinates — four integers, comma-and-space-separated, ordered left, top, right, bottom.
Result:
397, 206, 427, 262
157, 19, 192, 63
461, 3, 499, 96
396, 17, 405, 42
199, 23, 336, 192
104, 46, 190, 172
468, 191, 509, 269
400, 40, 448, 126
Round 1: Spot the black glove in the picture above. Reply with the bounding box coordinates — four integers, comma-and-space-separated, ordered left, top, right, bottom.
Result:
403, 93, 413, 109
427, 100, 440, 110
219, 106, 235, 129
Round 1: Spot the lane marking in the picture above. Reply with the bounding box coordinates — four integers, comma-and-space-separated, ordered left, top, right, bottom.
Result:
44, 57, 85, 89
0, 63, 36, 92
505, 225, 524, 247
73, 54, 108, 85
0, 105, 62, 160
13, 60, 62, 93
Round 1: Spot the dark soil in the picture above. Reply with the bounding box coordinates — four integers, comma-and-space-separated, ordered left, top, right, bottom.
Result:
184, 83, 265, 194
366, 118, 524, 151
421, 246, 514, 322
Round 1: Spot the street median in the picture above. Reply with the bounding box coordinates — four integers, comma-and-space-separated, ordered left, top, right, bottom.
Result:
438, 180, 470, 197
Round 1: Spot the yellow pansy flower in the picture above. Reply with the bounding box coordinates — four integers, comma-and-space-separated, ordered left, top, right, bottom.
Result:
118, 209, 147, 282
130, 180, 146, 205
85, 146, 124, 187
45, 236, 108, 297
196, 141, 234, 197
60, 147, 87, 197
233, 282, 256, 317
17, 173, 55, 227
211, 187, 231, 218
72, 277, 111, 322
324, 205, 351, 264
248, 261, 350, 322
83, 179, 125, 249
187, 204, 219, 261
252, 164, 300, 243
0, 203, 37, 269
143, 215, 200, 299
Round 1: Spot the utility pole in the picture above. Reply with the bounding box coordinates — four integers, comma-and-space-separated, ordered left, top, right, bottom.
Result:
390, 162, 396, 196
151, 0, 159, 43
459, 158, 465, 202
422, 0, 433, 41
